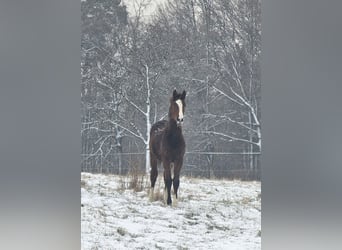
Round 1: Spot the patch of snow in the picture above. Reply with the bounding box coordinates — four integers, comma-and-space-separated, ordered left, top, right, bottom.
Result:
81, 172, 261, 249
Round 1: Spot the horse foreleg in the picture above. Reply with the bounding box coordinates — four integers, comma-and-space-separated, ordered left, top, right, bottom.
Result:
172, 161, 182, 207
163, 162, 172, 205
172, 177, 179, 207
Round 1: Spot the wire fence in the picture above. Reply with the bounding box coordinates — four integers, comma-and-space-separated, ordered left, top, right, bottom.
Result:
81, 151, 260, 181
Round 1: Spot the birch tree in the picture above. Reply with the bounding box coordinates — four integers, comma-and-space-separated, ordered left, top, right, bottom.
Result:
81, 0, 261, 178
81, 0, 129, 173
155, 0, 261, 174
205, 0, 261, 170
111, 0, 173, 174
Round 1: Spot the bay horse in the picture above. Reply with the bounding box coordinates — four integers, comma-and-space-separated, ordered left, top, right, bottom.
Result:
149, 89, 186, 206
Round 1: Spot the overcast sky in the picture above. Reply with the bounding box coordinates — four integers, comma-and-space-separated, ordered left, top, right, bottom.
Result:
122, 0, 166, 22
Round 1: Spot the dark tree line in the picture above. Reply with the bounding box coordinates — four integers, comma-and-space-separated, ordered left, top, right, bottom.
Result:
81, 0, 261, 180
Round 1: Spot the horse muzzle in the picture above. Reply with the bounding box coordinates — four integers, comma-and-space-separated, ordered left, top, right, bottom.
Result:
177, 121, 183, 127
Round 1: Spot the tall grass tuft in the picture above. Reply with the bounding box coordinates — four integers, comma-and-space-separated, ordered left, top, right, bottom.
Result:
118, 165, 149, 192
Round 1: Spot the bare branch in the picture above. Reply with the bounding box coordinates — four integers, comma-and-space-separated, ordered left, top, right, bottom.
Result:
124, 94, 147, 116
199, 130, 259, 146
211, 85, 244, 106
230, 53, 248, 100
81, 127, 112, 133
104, 119, 147, 144
202, 113, 258, 133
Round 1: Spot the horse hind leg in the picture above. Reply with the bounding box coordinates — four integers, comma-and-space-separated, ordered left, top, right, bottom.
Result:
149, 156, 158, 202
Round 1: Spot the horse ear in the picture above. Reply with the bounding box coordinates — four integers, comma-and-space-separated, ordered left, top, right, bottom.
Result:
181, 90, 186, 100
173, 89, 178, 100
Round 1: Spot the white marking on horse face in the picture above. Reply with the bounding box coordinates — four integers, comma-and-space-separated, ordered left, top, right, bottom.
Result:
175, 99, 184, 121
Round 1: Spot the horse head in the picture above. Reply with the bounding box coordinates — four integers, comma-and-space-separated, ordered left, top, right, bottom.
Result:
169, 89, 186, 127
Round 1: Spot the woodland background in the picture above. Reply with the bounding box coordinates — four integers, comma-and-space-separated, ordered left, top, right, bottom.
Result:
81, 0, 261, 180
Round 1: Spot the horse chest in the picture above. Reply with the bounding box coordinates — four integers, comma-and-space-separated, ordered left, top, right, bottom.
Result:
161, 133, 185, 158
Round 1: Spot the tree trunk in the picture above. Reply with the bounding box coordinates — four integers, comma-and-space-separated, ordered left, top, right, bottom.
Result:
145, 64, 151, 174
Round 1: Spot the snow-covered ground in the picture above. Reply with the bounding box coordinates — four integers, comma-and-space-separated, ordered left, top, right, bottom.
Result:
81, 172, 261, 250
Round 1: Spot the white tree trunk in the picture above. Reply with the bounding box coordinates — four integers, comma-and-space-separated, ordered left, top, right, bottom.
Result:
145, 64, 151, 174
249, 111, 253, 170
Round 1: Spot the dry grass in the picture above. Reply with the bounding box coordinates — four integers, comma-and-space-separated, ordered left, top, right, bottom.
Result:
115, 167, 182, 203
117, 227, 126, 236
151, 178, 165, 202
118, 166, 150, 192
81, 180, 86, 188
128, 169, 147, 192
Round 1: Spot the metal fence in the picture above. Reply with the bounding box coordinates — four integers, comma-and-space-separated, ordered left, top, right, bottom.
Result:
81, 151, 260, 181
